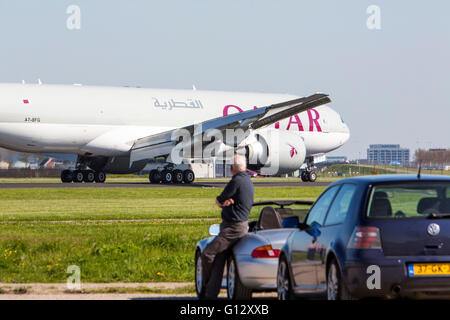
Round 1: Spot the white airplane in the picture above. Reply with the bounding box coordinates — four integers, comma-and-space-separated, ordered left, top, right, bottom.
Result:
0, 83, 350, 183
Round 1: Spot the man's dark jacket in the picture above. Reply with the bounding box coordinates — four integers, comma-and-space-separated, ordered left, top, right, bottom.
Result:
216, 171, 254, 223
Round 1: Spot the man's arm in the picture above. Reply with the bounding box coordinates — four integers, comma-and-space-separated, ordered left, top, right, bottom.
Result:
216, 178, 238, 204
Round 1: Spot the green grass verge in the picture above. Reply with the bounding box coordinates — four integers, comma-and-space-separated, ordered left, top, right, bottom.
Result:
322, 164, 395, 176
0, 220, 210, 283
0, 186, 324, 283
0, 187, 323, 221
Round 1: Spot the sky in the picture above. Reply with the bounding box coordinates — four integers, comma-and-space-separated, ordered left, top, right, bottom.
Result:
0, 0, 449, 160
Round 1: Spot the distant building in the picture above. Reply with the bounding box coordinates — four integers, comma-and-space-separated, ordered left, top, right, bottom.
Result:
367, 144, 410, 165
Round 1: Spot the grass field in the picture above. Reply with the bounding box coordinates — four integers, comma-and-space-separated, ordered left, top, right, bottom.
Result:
0, 185, 324, 283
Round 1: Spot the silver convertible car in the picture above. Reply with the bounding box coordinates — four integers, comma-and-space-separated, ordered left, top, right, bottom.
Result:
194, 200, 313, 299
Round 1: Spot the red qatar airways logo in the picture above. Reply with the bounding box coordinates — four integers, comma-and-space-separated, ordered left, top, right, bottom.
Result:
222, 105, 322, 132
288, 144, 298, 158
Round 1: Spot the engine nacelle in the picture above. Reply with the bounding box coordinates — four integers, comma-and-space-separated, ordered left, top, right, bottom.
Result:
245, 130, 306, 175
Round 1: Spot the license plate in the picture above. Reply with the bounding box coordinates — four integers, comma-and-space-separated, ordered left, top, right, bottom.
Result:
408, 263, 450, 276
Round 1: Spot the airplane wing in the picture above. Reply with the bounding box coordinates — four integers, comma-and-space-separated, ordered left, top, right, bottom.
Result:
129, 93, 331, 165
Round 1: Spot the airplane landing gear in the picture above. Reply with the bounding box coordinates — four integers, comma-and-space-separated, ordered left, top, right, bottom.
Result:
61, 170, 73, 183
301, 170, 317, 182
72, 170, 84, 183
149, 170, 162, 184
83, 170, 95, 183
61, 169, 106, 183
183, 169, 195, 184
161, 169, 174, 184
149, 167, 195, 184
301, 157, 318, 183
94, 171, 106, 183
173, 169, 184, 184
60, 157, 106, 183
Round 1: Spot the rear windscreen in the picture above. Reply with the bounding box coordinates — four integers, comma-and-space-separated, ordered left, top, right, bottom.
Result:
366, 182, 450, 219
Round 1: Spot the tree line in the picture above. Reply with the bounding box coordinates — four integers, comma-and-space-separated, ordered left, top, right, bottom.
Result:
415, 149, 450, 167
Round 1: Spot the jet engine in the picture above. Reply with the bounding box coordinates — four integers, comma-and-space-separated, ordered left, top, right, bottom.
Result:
245, 130, 306, 175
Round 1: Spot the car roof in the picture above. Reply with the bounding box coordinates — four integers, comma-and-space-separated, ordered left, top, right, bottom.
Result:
328, 174, 450, 187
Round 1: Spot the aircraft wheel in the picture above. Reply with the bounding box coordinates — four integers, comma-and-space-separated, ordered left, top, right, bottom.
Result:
72, 170, 84, 183
149, 170, 161, 184
301, 171, 309, 182
161, 170, 174, 184
173, 169, 184, 184
83, 170, 95, 183
61, 170, 73, 183
94, 171, 106, 183
183, 169, 195, 184
308, 171, 317, 182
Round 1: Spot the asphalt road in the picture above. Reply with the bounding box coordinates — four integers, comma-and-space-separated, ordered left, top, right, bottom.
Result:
0, 181, 331, 189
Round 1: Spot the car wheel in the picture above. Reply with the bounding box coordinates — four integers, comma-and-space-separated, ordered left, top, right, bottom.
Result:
227, 256, 252, 300
195, 250, 204, 298
277, 257, 294, 300
327, 259, 354, 300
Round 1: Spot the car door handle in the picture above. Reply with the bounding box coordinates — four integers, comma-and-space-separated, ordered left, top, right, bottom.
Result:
425, 243, 443, 250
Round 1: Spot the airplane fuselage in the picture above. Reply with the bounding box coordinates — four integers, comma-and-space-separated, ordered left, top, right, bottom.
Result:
0, 83, 350, 163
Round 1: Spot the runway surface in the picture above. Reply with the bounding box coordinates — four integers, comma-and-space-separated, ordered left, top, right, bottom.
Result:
0, 181, 331, 189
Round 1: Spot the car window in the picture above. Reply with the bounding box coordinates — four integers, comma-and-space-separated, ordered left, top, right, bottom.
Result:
305, 186, 339, 227
325, 184, 357, 226
366, 182, 450, 218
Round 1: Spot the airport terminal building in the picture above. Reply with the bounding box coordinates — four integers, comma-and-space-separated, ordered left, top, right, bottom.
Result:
367, 144, 410, 165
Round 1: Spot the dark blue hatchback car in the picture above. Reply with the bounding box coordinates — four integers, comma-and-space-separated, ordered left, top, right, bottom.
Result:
277, 175, 450, 300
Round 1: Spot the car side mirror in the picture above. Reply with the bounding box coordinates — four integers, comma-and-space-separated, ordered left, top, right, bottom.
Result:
306, 227, 321, 237
306, 222, 321, 237
208, 224, 220, 236
297, 222, 308, 230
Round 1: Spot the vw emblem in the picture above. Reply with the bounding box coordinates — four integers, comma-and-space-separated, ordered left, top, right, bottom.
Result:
427, 223, 440, 236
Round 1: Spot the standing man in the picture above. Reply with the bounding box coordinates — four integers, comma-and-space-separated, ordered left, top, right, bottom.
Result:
200, 154, 254, 299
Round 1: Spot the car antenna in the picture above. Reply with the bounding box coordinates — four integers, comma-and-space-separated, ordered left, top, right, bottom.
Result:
417, 161, 422, 179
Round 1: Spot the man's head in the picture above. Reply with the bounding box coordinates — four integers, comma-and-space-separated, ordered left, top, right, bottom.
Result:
230, 154, 247, 175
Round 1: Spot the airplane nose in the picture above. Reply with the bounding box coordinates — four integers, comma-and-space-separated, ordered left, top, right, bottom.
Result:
342, 123, 350, 144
